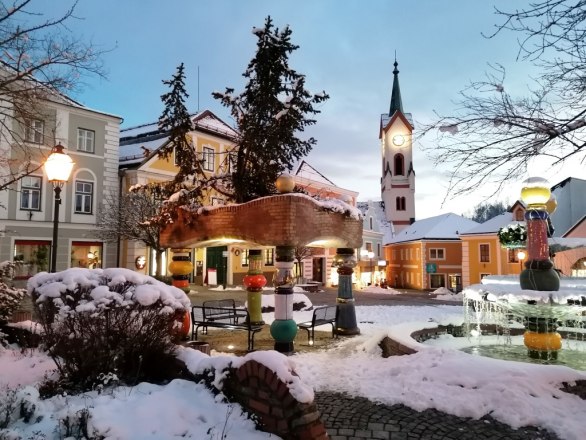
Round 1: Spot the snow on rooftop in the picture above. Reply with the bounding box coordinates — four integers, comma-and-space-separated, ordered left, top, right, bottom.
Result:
388, 213, 479, 244
461, 212, 516, 235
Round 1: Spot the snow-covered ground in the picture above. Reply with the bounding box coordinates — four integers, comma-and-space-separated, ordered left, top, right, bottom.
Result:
2, 301, 586, 439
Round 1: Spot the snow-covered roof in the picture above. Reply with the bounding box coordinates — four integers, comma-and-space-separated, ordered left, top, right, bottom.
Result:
460, 212, 517, 235
380, 112, 414, 129
388, 213, 479, 244
357, 200, 395, 244
119, 110, 237, 166
294, 160, 336, 186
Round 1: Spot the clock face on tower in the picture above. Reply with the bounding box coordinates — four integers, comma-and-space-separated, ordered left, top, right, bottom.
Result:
392, 134, 405, 146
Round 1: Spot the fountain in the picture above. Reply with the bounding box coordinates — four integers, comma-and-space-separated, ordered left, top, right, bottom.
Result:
462, 177, 586, 364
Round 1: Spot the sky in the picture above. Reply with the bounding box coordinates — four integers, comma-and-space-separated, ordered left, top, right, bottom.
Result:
3, 280, 586, 439
40, 0, 581, 219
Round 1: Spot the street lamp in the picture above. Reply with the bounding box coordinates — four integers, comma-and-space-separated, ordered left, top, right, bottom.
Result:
367, 251, 375, 285
517, 250, 526, 273
44, 143, 74, 272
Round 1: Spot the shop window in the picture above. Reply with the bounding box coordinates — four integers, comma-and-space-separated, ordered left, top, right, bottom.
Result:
430, 274, 445, 289
71, 241, 103, 268
13, 240, 51, 278
264, 248, 274, 266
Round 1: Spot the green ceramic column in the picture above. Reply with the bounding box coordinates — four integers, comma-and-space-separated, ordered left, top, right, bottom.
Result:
243, 249, 265, 325
270, 245, 298, 353
334, 248, 360, 336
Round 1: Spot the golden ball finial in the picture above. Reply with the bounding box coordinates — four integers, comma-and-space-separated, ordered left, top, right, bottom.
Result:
275, 173, 295, 193
546, 194, 557, 214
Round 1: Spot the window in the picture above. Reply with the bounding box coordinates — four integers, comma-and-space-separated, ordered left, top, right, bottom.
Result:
20, 176, 42, 210
508, 249, 519, 263
400, 249, 404, 260
396, 196, 406, 211
416, 248, 420, 260
480, 244, 490, 262
377, 243, 381, 258
75, 181, 93, 214
13, 240, 51, 278
264, 248, 274, 266
25, 119, 44, 144
430, 248, 445, 260
71, 241, 103, 268
77, 128, 95, 153
211, 197, 224, 206
241, 250, 249, 267
392, 249, 397, 260
369, 217, 373, 230
203, 147, 214, 171
228, 152, 237, 172
394, 153, 404, 176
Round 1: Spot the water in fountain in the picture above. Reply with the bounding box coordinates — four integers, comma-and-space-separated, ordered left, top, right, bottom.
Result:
459, 275, 586, 369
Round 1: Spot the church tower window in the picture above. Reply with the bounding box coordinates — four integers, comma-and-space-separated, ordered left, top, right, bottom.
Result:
394, 153, 404, 176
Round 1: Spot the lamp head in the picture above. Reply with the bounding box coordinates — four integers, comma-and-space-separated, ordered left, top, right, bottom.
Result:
44, 143, 74, 183
520, 177, 550, 210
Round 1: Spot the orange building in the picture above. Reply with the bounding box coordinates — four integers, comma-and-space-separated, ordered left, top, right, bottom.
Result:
385, 213, 479, 290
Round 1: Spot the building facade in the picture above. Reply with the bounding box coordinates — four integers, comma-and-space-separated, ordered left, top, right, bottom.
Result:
0, 96, 121, 278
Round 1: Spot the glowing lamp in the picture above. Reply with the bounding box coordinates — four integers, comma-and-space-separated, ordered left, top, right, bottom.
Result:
520, 177, 551, 209
517, 250, 526, 260
44, 143, 74, 183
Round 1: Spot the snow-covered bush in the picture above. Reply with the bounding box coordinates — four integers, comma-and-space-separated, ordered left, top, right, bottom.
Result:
29, 268, 191, 391
0, 261, 26, 325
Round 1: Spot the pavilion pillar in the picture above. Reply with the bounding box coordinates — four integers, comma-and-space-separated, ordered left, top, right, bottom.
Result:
270, 245, 298, 354
334, 248, 360, 336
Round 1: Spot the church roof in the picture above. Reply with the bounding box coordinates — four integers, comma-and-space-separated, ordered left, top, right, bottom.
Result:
389, 60, 403, 115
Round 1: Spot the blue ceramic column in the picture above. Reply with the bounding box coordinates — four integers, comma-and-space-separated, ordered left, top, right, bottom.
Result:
333, 248, 360, 336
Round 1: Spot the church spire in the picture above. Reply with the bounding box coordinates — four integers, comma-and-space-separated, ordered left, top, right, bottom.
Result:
389, 58, 404, 115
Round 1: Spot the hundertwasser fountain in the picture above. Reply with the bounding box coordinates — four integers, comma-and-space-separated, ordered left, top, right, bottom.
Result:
463, 177, 585, 362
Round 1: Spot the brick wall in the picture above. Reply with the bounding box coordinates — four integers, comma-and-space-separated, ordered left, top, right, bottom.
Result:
223, 359, 329, 440
160, 194, 362, 249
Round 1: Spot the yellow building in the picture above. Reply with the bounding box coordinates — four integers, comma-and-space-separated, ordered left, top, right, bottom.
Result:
119, 110, 239, 284
460, 202, 527, 287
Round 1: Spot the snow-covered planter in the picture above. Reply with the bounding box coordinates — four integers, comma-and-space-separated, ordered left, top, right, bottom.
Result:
29, 268, 191, 391
497, 223, 527, 249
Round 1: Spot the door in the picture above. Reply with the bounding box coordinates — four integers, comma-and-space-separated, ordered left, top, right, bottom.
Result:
206, 246, 227, 286
312, 257, 324, 283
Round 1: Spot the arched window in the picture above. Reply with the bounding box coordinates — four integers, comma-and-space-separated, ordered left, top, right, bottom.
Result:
401, 197, 406, 211
369, 217, 373, 229
394, 154, 404, 176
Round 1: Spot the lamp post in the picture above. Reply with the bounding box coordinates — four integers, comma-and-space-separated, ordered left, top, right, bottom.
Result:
43, 143, 74, 273
367, 251, 375, 285
517, 250, 526, 273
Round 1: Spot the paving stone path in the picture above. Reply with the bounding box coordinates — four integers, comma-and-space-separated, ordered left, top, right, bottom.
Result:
315, 392, 560, 440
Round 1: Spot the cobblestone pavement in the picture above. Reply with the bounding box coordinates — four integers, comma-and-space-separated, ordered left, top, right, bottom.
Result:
315, 392, 560, 440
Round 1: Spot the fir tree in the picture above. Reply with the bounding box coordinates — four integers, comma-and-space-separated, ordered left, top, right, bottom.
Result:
213, 16, 329, 203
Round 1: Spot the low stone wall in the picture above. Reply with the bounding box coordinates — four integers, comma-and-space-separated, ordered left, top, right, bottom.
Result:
223, 359, 329, 439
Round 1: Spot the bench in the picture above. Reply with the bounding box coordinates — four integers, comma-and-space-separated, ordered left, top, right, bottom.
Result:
191, 302, 263, 351
297, 305, 338, 345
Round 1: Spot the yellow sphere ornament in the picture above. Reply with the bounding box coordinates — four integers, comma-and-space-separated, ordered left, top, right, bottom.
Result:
546, 194, 558, 215
275, 173, 295, 193
520, 177, 550, 209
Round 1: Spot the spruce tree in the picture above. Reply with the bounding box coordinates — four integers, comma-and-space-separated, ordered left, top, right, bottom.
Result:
213, 16, 329, 203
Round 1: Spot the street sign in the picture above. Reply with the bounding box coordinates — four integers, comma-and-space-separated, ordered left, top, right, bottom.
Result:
426, 263, 437, 273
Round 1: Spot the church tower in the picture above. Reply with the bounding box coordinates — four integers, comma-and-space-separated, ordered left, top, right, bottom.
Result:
380, 59, 415, 233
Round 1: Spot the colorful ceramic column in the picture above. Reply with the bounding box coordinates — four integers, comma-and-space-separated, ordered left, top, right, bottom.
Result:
243, 249, 266, 325
519, 177, 561, 360
270, 245, 298, 353
168, 249, 193, 292
333, 248, 360, 336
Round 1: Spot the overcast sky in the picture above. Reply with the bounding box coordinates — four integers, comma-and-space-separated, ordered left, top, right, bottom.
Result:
53, 0, 580, 219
